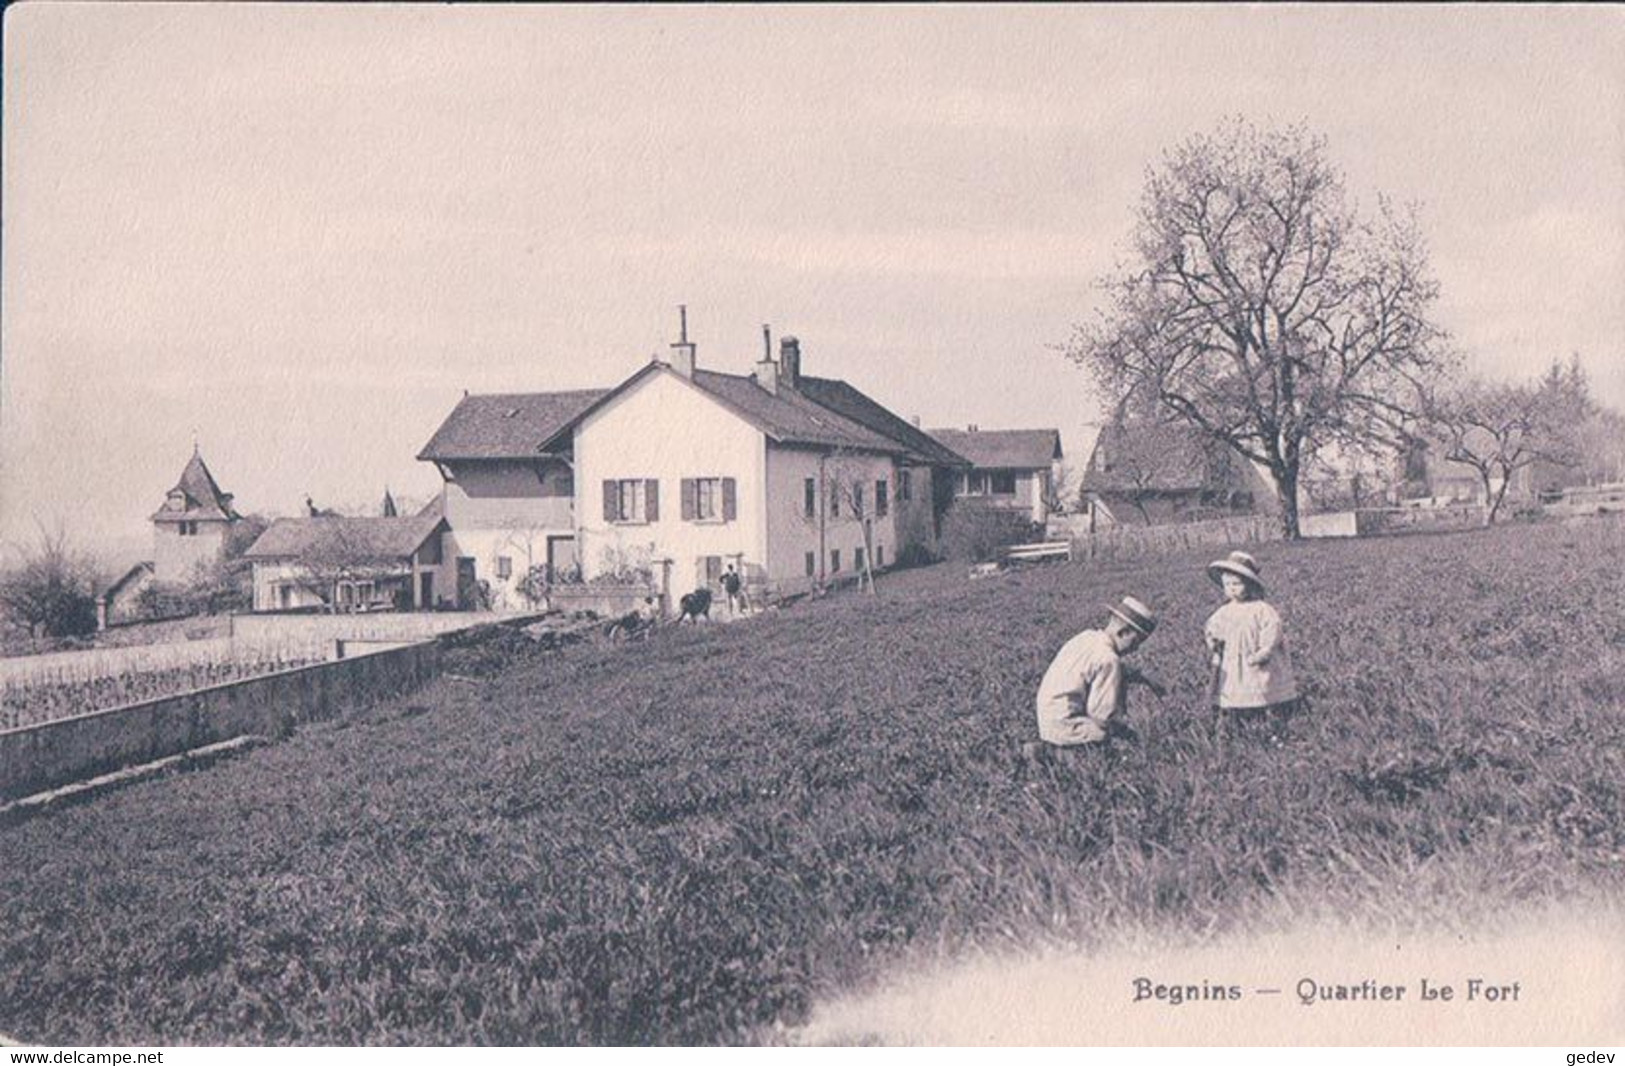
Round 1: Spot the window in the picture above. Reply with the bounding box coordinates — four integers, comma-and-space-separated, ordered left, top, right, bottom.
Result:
805, 551, 816, 577
177, 520, 198, 536
700, 555, 723, 586
830, 487, 840, 518
804, 477, 816, 518
603, 478, 659, 523
682, 477, 736, 522
831, 549, 842, 572
899, 470, 912, 502
876, 544, 885, 568
854, 547, 866, 572
852, 482, 864, 515
963, 472, 989, 496
875, 479, 889, 517
991, 471, 1017, 495
496, 556, 513, 579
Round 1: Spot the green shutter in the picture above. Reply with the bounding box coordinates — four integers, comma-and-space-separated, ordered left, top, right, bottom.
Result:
603, 480, 617, 522
722, 478, 737, 521
646, 479, 660, 522
680, 478, 696, 521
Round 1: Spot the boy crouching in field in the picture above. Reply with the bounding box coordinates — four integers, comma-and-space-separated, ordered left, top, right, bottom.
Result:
1026, 596, 1165, 766
1204, 551, 1301, 743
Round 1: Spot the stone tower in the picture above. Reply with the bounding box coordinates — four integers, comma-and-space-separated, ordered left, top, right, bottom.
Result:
151, 446, 240, 584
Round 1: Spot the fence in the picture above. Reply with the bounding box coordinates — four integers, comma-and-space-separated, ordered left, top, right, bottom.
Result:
1048, 513, 1282, 562
0, 639, 441, 802
229, 610, 540, 647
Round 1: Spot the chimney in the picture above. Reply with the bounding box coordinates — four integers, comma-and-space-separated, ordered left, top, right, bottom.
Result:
967, 424, 979, 432
755, 323, 779, 395
669, 304, 696, 379
779, 336, 800, 389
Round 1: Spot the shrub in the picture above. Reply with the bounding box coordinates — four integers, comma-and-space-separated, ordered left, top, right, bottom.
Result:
939, 503, 1039, 562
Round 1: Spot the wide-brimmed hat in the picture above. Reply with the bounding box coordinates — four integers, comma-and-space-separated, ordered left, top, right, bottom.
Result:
1107, 595, 1158, 637
1208, 550, 1265, 592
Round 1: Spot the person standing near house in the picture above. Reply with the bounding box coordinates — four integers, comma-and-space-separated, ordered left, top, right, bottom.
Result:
1028, 596, 1164, 761
721, 563, 748, 617
1203, 551, 1300, 742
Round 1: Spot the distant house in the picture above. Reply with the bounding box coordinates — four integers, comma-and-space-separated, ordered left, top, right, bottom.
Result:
926, 427, 1063, 525
412, 326, 970, 607
1399, 438, 1576, 507
1079, 417, 1274, 528
98, 448, 241, 628
243, 505, 448, 612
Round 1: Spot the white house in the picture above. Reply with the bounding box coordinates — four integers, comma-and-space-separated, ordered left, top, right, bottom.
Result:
413, 326, 969, 606
927, 427, 1063, 524
243, 508, 448, 612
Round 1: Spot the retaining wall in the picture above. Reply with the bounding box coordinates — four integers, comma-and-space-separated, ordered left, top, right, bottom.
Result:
0, 641, 441, 802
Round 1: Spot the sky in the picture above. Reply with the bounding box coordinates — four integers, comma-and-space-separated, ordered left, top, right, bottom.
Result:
3, 4, 1622, 562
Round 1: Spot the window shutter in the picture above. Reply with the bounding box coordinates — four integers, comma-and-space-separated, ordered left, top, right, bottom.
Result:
646, 479, 660, 522
680, 478, 696, 521
603, 480, 617, 522
722, 477, 737, 521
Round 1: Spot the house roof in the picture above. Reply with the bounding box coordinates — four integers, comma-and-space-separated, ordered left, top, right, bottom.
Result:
926, 428, 1061, 471
151, 450, 239, 523
688, 369, 908, 455
244, 511, 446, 562
97, 561, 154, 600
798, 377, 971, 467
420, 350, 966, 468
416, 389, 610, 461
1081, 419, 1272, 496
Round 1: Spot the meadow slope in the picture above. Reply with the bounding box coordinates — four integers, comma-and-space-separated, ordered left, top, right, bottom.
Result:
1, 518, 1622, 1044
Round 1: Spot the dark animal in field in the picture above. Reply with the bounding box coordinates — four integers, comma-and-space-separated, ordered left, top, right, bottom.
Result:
677, 588, 712, 622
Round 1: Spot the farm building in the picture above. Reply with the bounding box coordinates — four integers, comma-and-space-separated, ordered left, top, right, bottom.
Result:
413, 323, 970, 606
1398, 437, 1578, 507
243, 506, 448, 612
1078, 415, 1275, 529
98, 447, 242, 627
925, 427, 1063, 525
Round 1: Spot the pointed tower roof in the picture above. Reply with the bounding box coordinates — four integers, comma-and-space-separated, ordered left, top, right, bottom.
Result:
382, 488, 398, 517
151, 447, 239, 523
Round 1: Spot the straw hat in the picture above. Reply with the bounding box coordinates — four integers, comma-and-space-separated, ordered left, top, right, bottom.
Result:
1208, 550, 1265, 593
1107, 595, 1158, 637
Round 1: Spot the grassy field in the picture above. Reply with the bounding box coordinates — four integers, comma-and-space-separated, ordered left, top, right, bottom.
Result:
1, 518, 1621, 1044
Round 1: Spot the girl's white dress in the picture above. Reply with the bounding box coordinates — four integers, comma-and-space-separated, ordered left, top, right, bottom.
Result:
1204, 600, 1299, 709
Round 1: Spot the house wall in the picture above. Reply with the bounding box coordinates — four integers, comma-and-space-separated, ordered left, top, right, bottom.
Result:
441, 459, 574, 531
433, 459, 573, 609
250, 557, 431, 612
893, 463, 940, 560
153, 519, 231, 584
764, 446, 897, 595
954, 468, 1048, 523
574, 370, 769, 594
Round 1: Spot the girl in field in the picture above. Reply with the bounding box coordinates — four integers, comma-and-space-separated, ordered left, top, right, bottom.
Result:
1203, 551, 1300, 742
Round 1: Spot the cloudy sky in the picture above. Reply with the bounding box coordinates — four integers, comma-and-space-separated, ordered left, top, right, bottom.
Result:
4, 4, 1621, 558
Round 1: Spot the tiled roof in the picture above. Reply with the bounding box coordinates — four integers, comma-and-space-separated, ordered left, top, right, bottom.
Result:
244, 512, 446, 561
151, 450, 239, 523
926, 428, 1061, 471
417, 390, 610, 461
688, 370, 907, 454
798, 378, 970, 467
1081, 419, 1269, 494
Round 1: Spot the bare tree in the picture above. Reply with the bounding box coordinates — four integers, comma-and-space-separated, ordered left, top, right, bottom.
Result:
0, 522, 104, 638
1424, 368, 1583, 525
1068, 119, 1452, 538
287, 519, 403, 612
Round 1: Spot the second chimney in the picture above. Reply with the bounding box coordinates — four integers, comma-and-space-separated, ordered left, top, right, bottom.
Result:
755, 324, 779, 395
779, 336, 800, 389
